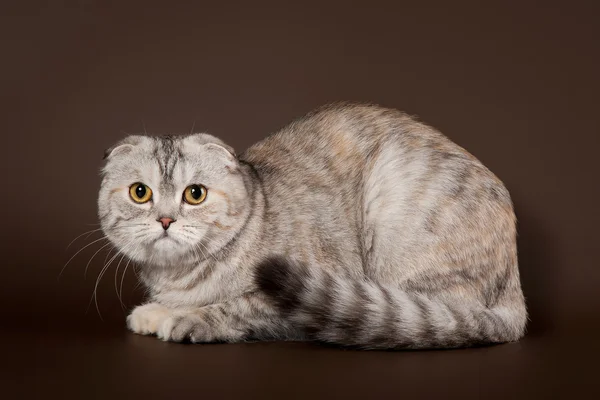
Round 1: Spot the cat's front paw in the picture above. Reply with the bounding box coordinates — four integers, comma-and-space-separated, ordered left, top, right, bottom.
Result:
127, 303, 173, 336
157, 313, 214, 343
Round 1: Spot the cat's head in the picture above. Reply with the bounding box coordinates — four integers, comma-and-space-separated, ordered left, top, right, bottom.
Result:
98, 134, 249, 268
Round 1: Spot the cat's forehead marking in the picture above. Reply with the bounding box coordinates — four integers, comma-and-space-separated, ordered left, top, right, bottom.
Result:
153, 136, 183, 180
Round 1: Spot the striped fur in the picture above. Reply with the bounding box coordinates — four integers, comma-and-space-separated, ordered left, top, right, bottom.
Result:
256, 257, 525, 349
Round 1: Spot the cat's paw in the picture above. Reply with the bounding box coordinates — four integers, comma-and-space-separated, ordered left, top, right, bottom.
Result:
127, 303, 173, 336
157, 313, 214, 343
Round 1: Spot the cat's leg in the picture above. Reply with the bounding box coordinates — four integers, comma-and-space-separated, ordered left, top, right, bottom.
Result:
129, 292, 299, 343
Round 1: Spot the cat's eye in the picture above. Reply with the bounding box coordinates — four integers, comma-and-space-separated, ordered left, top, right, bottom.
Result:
183, 184, 207, 205
129, 183, 153, 204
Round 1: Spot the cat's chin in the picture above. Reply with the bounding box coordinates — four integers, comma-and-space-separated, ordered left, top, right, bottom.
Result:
147, 236, 192, 264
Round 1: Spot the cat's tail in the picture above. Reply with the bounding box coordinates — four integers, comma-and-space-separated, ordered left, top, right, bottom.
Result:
255, 257, 527, 349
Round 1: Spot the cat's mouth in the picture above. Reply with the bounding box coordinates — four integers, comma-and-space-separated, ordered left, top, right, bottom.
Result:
152, 232, 180, 245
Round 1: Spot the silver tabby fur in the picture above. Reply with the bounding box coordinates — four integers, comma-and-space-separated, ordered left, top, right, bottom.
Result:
98, 103, 527, 349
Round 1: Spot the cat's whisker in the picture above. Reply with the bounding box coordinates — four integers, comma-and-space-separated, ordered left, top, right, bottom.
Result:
58, 236, 109, 281
198, 240, 218, 262
121, 223, 150, 227
113, 252, 128, 309
130, 262, 145, 295
177, 230, 219, 263
84, 242, 114, 279
190, 240, 203, 264
119, 261, 133, 310
66, 228, 104, 250
176, 232, 218, 263
182, 236, 199, 263
189, 239, 208, 262
118, 257, 133, 310
133, 279, 144, 292
87, 250, 121, 319
102, 246, 115, 267
88, 240, 134, 320
119, 246, 142, 311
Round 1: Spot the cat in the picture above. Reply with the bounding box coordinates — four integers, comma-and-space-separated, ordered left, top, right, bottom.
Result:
98, 103, 527, 349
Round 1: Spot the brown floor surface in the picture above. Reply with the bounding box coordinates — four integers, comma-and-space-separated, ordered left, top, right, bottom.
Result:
2, 316, 596, 399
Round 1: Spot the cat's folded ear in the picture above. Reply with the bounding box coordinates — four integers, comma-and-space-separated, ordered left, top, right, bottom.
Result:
186, 133, 236, 156
103, 136, 145, 160
185, 133, 238, 169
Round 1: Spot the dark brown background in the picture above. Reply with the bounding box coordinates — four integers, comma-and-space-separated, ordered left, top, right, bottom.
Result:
1, 1, 598, 398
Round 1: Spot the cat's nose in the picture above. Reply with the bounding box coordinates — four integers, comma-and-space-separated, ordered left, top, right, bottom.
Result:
158, 217, 175, 230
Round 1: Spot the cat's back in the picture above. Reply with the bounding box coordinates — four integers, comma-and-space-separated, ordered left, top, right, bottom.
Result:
242, 103, 429, 173
241, 102, 512, 215
241, 103, 480, 181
